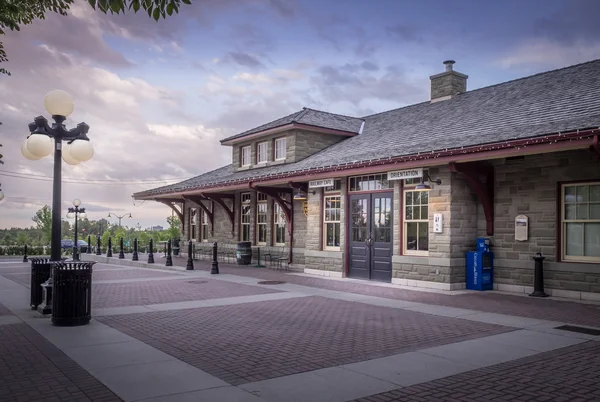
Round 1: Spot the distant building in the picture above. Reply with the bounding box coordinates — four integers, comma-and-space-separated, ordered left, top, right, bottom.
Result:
147, 225, 164, 231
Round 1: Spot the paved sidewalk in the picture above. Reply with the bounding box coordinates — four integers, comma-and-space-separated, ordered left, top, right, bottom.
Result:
1, 259, 599, 402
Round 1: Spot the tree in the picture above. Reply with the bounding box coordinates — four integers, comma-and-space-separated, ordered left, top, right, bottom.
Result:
32, 205, 52, 243
165, 215, 180, 240
0, 0, 192, 75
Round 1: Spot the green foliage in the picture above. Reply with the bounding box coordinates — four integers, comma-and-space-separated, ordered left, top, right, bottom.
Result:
0, 0, 191, 75
165, 215, 180, 241
32, 205, 52, 243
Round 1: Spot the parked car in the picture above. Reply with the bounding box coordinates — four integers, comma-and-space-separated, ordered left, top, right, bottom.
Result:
60, 239, 89, 253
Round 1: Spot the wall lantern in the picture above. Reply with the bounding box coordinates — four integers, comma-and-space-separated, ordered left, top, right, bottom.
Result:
415, 173, 442, 191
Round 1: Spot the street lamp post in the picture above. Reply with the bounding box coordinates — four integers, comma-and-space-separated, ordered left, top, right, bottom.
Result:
21, 90, 94, 262
108, 212, 132, 227
66, 199, 86, 261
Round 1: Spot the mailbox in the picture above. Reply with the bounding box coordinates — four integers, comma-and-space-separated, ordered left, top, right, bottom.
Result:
466, 238, 494, 291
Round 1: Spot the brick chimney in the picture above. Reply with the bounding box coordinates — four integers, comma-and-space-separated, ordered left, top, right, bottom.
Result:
430, 60, 468, 103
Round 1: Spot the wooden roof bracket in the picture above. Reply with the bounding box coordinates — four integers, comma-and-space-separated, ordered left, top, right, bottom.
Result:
183, 195, 215, 236
251, 185, 294, 263
201, 193, 235, 235
449, 162, 495, 235
155, 199, 185, 233
590, 134, 600, 160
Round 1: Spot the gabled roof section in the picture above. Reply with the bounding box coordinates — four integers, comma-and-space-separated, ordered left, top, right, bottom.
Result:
136, 59, 600, 199
220, 107, 365, 145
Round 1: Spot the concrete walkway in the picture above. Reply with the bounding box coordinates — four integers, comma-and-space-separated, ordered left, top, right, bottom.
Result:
1, 259, 599, 402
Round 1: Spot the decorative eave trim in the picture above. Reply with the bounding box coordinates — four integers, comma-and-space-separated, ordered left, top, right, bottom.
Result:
220, 122, 359, 145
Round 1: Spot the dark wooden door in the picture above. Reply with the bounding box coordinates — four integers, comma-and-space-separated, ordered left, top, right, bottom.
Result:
370, 193, 393, 282
348, 192, 393, 282
349, 194, 370, 279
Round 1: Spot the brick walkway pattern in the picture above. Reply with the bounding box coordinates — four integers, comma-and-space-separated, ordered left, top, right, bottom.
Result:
92, 278, 281, 308
0, 323, 121, 402
0, 302, 12, 317
98, 296, 511, 385
169, 258, 600, 328
353, 340, 600, 402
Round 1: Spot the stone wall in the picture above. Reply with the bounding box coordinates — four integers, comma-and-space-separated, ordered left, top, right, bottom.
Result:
230, 129, 346, 171
476, 149, 600, 294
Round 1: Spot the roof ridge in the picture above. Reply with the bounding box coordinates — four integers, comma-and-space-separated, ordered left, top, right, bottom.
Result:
302, 107, 364, 121
292, 107, 311, 122
361, 58, 600, 119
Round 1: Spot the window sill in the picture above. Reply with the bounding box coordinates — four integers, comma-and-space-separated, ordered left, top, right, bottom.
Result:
403, 251, 429, 257
239, 165, 251, 170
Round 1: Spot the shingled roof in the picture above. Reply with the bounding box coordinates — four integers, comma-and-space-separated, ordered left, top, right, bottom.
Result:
220, 107, 365, 144
136, 59, 600, 198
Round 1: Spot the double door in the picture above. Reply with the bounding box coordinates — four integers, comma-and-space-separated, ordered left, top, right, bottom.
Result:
348, 192, 393, 282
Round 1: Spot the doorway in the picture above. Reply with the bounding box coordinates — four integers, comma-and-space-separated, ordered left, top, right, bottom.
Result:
348, 192, 393, 282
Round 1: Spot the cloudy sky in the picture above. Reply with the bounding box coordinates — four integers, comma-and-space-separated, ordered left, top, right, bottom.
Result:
0, 0, 598, 230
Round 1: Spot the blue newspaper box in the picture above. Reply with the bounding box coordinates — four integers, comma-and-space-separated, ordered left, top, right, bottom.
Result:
476, 237, 490, 252
466, 246, 494, 291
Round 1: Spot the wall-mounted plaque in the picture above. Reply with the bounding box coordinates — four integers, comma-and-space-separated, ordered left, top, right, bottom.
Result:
433, 213, 443, 233
515, 215, 528, 242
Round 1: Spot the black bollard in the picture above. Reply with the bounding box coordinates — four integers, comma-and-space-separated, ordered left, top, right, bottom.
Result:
107, 237, 113, 258
96, 235, 102, 256
118, 237, 125, 259
186, 240, 194, 270
529, 252, 549, 298
132, 237, 139, 261
148, 239, 155, 264
23, 244, 28, 262
165, 239, 173, 267
87, 235, 92, 254
211, 242, 219, 274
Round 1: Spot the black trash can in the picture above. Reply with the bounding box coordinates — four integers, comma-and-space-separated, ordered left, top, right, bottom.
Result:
30, 258, 52, 310
236, 242, 252, 265
173, 239, 181, 256
52, 261, 96, 327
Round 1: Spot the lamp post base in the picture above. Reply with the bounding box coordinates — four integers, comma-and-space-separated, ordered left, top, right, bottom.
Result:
529, 290, 549, 298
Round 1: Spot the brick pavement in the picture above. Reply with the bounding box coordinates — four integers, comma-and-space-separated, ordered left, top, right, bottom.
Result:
352, 340, 600, 402
92, 277, 281, 308
91, 268, 181, 281
0, 302, 12, 316
0, 323, 121, 402
0, 273, 29, 287
165, 258, 600, 328
98, 296, 511, 385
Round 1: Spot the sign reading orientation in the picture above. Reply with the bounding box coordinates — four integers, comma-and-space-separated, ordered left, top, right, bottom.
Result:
387, 168, 423, 181
309, 178, 335, 188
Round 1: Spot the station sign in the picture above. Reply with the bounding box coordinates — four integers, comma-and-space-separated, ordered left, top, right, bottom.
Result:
309, 178, 335, 188
387, 168, 423, 181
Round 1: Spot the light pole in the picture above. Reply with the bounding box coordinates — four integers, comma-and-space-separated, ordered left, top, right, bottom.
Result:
21, 90, 94, 262
108, 212, 132, 227
66, 199, 86, 261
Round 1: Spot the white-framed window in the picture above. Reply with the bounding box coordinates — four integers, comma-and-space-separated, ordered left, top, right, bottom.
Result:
240, 192, 251, 242
200, 208, 210, 242
323, 195, 341, 249
274, 137, 286, 161
274, 203, 286, 245
404, 189, 429, 254
241, 146, 251, 167
257, 193, 268, 244
562, 182, 600, 262
257, 142, 268, 164
189, 208, 198, 241
349, 174, 390, 192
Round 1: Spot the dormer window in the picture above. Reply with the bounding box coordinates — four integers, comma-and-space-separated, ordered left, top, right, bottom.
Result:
275, 137, 286, 161
241, 146, 251, 167
257, 141, 268, 164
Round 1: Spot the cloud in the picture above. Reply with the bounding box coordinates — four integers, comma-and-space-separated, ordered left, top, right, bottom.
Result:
386, 23, 422, 43
222, 51, 266, 69
498, 39, 600, 69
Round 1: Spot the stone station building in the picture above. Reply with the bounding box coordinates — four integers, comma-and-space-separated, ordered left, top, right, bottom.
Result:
135, 60, 600, 301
